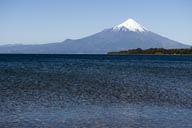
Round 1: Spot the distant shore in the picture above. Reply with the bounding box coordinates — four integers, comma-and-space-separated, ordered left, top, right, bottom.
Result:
108, 48, 192, 55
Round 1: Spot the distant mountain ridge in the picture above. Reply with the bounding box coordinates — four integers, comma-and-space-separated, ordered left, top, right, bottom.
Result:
0, 18, 190, 54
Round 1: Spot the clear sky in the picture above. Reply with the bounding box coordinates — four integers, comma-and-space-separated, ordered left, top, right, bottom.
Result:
0, 0, 192, 45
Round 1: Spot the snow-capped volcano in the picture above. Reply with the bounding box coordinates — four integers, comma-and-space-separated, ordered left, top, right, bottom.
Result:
113, 19, 148, 32
0, 18, 190, 54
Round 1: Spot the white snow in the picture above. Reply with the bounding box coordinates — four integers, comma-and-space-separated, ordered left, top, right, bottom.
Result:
113, 19, 148, 32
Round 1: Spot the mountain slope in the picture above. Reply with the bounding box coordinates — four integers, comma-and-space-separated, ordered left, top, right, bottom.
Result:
0, 19, 189, 54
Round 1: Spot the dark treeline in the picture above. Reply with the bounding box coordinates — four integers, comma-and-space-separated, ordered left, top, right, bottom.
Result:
108, 48, 192, 55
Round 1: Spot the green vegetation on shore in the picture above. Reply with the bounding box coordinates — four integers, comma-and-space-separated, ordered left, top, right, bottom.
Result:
108, 48, 192, 55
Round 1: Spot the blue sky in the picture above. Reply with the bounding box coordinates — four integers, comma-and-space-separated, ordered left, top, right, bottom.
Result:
0, 0, 192, 45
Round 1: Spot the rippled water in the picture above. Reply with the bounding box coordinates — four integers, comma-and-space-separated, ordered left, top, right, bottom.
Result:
0, 54, 192, 128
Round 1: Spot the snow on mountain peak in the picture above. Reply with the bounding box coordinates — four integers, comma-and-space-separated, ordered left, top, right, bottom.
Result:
113, 18, 148, 32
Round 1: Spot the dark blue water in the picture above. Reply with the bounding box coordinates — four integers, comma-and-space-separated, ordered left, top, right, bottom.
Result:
0, 54, 192, 128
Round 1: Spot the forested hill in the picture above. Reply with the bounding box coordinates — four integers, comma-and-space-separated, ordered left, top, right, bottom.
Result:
108, 48, 192, 55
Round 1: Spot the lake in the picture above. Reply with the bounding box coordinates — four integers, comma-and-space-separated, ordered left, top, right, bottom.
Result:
0, 54, 192, 128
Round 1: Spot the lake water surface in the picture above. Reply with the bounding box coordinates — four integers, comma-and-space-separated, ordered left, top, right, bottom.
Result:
0, 54, 192, 128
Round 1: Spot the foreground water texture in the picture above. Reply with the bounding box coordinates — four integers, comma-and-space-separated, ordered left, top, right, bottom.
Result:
0, 55, 192, 128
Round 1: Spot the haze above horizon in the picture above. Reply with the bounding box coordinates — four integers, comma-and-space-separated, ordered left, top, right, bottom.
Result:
0, 0, 192, 45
